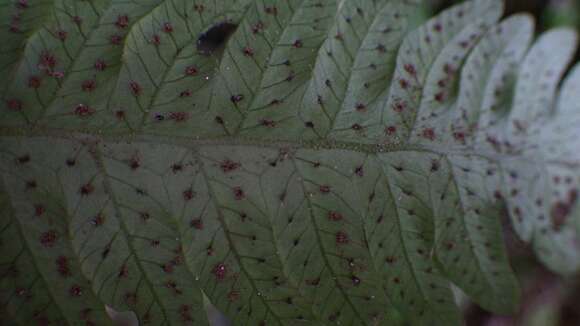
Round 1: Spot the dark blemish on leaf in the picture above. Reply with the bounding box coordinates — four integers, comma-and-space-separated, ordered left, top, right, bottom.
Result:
351, 123, 362, 131
26, 180, 37, 190
351, 276, 361, 286
230, 94, 244, 103
179, 89, 192, 97
430, 159, 440, 172
101, 245, 110, 258
265, 6, 278, 15
197, 22, 238, 56
319, 185, 330, 193
305, 121, 314, 128
183, 188, 195, 201
17, 154, 30, 164
154, 113, 165, 121
69, 285, 83, 297
80, 183, 94, 196
355, 166, 364, 177
260, 119, 276, 128
128, 157, 140, 170
376, 44, 386, 53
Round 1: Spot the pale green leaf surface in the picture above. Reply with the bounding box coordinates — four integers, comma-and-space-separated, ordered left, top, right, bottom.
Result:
2, 0, 580, 325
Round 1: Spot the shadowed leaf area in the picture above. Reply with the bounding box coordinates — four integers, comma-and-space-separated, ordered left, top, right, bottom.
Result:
1, 0, 580, 325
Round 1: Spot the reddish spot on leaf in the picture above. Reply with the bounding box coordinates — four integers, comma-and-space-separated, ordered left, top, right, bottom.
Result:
118, 264, 129, 278
336, 231, 349, 245
220, 159, 241, 173
6, 98, 23, 111
403, 63, 416, 75
40, 230, 57, 248
227, 290, 240, 302
169, 111, 189, 122
183, 188, 195, 201
81, 79, 96, 92
69, 285, 83, 297
233, 187, 245, 200
243, 46, 254, 56
319, 185, 331, 193
28, 76, 41, 88
129, 81, 141, 96
39, 51, 57, 70
91, 213, 105, 226
328, 211, 343, 221
56, 256, 71, 278
74, 104, 95, 117
399, 78, 409, 89
80, 183, 94, 196
551, 198, 576, 232
293, 40, 303, 48
94, 59, 107, 71
115, 15, 129, 29
213, 263, 227, 280
55, 30, 67, 41
385, 125, 397, 135
252, 21, 264, 34
190, 218, 203, 230
163, 22, 173, 33
185, 65, 198, 76
421, 128, 436, 141
355, 166, 364, 177
34, 204, 45, 217
110, 34, 123, 45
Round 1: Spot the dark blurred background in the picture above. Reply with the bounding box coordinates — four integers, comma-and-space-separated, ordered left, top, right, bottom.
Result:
427, 2, 580, 325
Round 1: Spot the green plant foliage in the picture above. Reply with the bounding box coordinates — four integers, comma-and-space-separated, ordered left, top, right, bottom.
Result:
1, 0, 580, 325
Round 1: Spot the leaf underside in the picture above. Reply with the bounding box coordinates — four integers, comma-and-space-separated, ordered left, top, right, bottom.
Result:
1, 0, 580, 325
